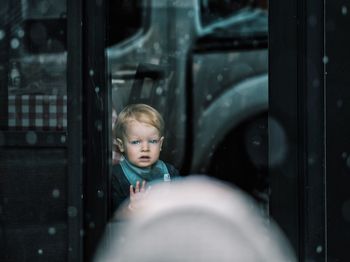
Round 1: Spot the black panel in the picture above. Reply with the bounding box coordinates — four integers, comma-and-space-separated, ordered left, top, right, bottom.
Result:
1, 224, 67, 262
325, 1, 350, 261
269, 0, 300, 256
0, 148, 67, 261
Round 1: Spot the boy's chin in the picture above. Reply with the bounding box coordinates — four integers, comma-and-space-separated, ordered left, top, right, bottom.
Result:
133, 161, 155, 169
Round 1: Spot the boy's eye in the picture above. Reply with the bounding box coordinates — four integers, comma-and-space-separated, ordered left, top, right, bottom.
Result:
130, 140, 141, 145
149, 139, 159, 144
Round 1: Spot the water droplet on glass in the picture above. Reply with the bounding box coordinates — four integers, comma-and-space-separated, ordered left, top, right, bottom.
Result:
322, 56, 329, 64
52, 189, 60, 198
48, 227, 56, 235
316, 245, 323, 253
10, 38, 20, 49
61, 135, 66, 143
95, 86, 100, 93
67, 206, 78, 217
17, 28, 25, 38
206, 94, 212, 101
89, 69, 94, 76
26, 131, 37, 145
153, 42, 160, 51
156, 86, 163, 95
342, 6, 348, 15
342, 152, 347, 159
217, 74, 223, 82
346, 156, 350, 168
97, 190, 104, 198
95, 120, 102, 131
38, 249, 43, 255
0, 30, 5, 40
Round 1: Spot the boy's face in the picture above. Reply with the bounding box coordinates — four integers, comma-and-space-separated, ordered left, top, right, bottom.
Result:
117, 120, 164, 168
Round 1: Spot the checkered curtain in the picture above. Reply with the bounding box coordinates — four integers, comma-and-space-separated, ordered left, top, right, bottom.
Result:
8, 95, 67, 130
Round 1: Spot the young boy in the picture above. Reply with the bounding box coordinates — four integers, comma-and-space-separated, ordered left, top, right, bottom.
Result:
111, 103, 179, 216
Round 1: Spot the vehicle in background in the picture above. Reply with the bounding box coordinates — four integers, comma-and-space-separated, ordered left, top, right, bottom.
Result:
107, 0, 268, 200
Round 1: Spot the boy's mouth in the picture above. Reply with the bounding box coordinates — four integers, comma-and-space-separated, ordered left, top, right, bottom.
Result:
139, 156, 150, 160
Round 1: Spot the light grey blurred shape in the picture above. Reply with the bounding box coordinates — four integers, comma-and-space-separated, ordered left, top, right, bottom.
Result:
94, 176, 296, 262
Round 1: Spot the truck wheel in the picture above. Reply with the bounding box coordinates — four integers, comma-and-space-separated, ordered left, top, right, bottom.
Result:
208, 112, 268, 203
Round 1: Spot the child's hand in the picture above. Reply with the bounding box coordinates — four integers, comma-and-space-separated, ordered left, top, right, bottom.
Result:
128, 180, 148, 211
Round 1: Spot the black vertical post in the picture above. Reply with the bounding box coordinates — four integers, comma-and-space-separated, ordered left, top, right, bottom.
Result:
325, 1, 350, 261
269, 0, 300, 257
303, 0, 325, 260
67, 0, 84, 261
83, 0, 110, 261
269, 0, 326, 261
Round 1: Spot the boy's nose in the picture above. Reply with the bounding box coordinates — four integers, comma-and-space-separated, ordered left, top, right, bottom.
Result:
141, 141, 150, 151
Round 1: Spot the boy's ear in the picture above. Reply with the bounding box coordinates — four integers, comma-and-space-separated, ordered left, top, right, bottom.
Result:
159, 136, 164, 151
116, 138, 124, 152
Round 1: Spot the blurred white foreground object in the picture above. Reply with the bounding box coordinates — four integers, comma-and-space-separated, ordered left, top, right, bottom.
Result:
95, 175, 296, 262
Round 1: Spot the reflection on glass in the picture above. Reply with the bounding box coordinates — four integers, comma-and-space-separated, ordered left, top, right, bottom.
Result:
107, 0, 268, 208
2, 0, 67, 131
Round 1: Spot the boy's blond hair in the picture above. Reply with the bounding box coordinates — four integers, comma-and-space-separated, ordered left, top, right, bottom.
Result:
114, 104, 164, 140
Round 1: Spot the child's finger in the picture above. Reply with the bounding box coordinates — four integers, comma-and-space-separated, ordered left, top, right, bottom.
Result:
140, 180, 146, 193
130, 185, 134, 196
135, 181, 140, 192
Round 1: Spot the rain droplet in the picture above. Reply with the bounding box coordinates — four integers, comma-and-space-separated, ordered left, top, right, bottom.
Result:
67, 206, 78, 218
95, 86, 100, 93
0, 30, 5, 40
48, 227, 56, 235
346, 156, 350, 168
61, 135, 66, 143
156, 86, 163, 95
322, 56, 329, 64
52, 189, 60, 198
153, 42, 160, 51
316, 245, 323, 253
17, 28, 25, 38
342, 152, 347, 159
26, 131, 37, 145
10, 38, 20, 49
342, 6, 348, 15
217, 74, 223, 82
89, 69, 94, 76
95, 120, 102, 131
97, 190, 104, 198
38, 249, 43, 255
206, 94, 212, 101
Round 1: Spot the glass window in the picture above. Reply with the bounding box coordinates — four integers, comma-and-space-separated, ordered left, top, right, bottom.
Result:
1, 0, 67, 131
107, 0, 269, 212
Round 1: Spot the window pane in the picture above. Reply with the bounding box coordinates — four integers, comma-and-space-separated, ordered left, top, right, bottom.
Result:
1, 0, 67, 131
